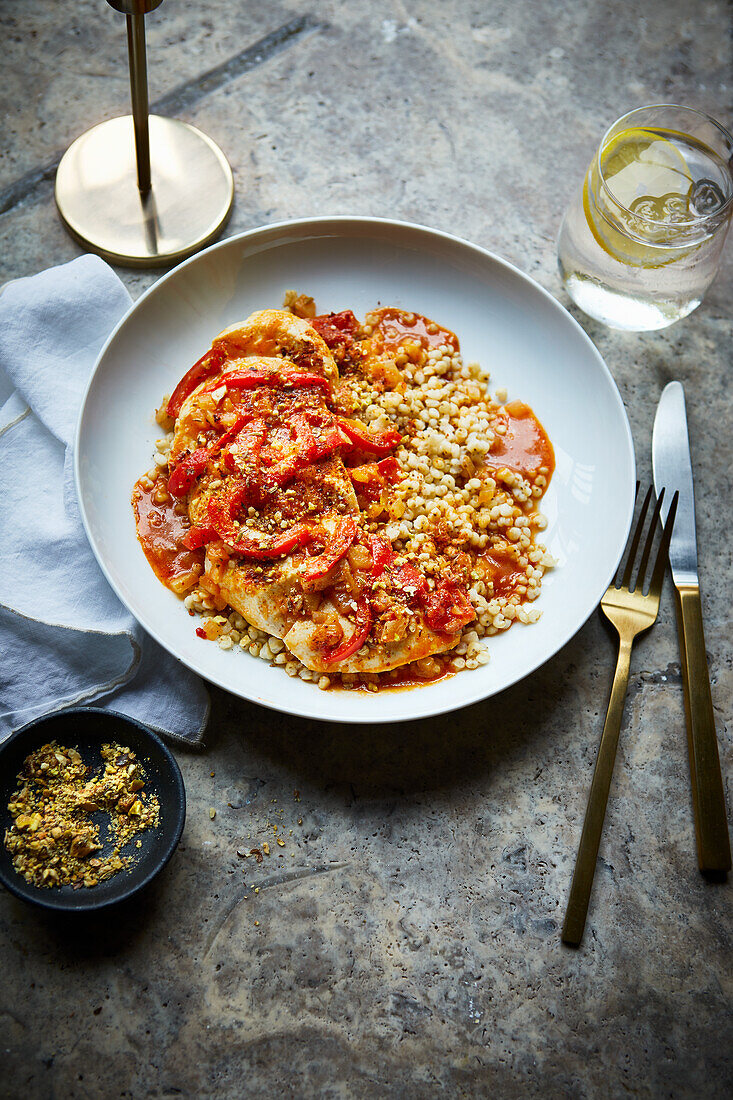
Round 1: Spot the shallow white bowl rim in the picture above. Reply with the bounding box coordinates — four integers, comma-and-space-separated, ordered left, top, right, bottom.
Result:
75, 215, 636, 724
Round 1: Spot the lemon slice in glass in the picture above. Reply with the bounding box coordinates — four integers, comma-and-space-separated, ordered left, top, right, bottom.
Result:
602, 128, 693, 211
583, 128, 695, 267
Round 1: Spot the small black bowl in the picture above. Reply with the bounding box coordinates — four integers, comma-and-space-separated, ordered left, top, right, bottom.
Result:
0, 708, 186, 912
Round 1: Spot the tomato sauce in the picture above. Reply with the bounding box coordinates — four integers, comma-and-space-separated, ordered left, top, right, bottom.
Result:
477, 548, 527, 599
132, 476, 204, 594
368, 307, 459, 353
384, 660, 454, 690
349, 658, 455, 692
484, 400, 555, 479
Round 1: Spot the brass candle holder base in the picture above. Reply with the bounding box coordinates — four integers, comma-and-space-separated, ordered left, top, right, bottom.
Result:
55, 115, 234, 268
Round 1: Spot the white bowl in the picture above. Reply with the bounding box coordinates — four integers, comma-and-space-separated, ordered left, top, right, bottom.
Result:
76, 217, 636, 723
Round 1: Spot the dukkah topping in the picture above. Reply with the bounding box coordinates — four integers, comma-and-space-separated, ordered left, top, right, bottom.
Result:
4, 740, 160, 889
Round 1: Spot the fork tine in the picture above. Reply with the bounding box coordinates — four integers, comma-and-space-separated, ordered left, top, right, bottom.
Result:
615, 480, 640, 584
637, 488, 665, 593
620, 484, 653, 589
648, 490, 679, 600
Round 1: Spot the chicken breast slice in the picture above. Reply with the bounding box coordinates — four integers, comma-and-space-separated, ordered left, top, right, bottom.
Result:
282, 607, 457, 674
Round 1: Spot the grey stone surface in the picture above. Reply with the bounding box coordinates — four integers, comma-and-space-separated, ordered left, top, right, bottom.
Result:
1, 1, 731, 1097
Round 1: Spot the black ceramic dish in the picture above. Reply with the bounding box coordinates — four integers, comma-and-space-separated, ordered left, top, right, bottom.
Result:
0, 708, 185, 912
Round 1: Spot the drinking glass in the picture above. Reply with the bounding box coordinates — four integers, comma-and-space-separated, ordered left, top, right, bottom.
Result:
557, 105, 733, 330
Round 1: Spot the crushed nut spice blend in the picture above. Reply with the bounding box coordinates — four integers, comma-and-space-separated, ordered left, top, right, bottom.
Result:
4, 740, 160, 889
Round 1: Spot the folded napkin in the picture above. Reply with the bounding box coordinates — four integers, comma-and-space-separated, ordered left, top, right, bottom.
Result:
0, 256, 210, 745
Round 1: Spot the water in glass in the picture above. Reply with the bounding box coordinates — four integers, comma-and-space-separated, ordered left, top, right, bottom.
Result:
558, 106, 733, 330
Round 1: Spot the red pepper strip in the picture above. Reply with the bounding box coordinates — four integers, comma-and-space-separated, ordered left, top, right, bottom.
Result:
424, 580, 476, 634
203, 369, 331, 396
286, 413, 319, 462
168, 414, 250, 498
377, 457, 402, 482
183, 525, 218, 551
348, 463, 382, 501
261, 454, 304, 491
313, 423, 351, 458
260, 418, 348, 490
207, 493, 312, 560
392, 563, 429, 602
168, 447, 210, 498
301, 518, 359, 584
222, 417, 267, 474
311, 311, 359, 349
216, 414, 251, 451
323, 596, 373, 665
294, 420, 351, 466
349, 456, 403, 502
338, 418, 401, 456
368, 533, 394, 578
314, 310, 359, 336
167, 348, 227, 418
229, 522, 312, 560
258, 415, 317, 490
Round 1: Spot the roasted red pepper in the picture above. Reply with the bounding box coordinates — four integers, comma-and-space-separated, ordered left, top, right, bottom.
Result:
312, 423, 352, 458
301, 518, 359, 584
204, 369, 331, 396
182, 525, 218, 551
168, 414, 249, 498
368, 534, 394, 577
227, 418, 268, 469
167, 348, 226, 418
392, 563, 429, 602
168, 447, 210, 498
260, 417, 348, 490
424, 580, 476, 634
219, 477, 253, 515
349, 456, 403, 501
207, 489, 312, 560
348, 464, 382, 501
228, 522, 312, 560
338, 418, 401, 456
323, 595, 373, 665
377, 457, 402, 482
311, 310, 359, 349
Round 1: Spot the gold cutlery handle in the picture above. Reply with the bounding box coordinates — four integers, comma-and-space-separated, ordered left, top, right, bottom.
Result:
562, 637, 632, 946
675, 584, 731, 872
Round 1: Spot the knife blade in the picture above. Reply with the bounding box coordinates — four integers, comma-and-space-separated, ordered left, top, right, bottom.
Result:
652, 381, 731, 873
652, 382, 698, 585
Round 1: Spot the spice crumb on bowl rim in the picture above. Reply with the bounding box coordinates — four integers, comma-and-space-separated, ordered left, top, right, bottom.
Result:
132, 294, 557, 692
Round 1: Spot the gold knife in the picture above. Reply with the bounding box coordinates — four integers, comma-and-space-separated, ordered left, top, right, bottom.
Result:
652, 381, 731, 872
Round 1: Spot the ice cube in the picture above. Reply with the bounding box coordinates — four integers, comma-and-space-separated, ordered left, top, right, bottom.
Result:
689, 178, 726, 216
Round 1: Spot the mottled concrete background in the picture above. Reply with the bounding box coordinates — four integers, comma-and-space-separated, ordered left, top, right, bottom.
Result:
1, 1, 731, 1096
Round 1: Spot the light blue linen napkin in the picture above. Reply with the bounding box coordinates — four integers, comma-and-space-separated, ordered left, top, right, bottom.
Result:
0, 255, 210, 744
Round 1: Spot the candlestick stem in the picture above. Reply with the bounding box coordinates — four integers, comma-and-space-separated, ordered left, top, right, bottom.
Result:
126, 10, 151, 194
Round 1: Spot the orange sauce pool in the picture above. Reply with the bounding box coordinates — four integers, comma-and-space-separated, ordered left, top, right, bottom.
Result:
485, 400, 555, 480
476, 548, 528, 599
344, 658, 455, 693
132, 476, 203, 594
368, 307, 459, 353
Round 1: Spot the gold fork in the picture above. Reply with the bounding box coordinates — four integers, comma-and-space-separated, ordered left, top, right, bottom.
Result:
562, 485, 678, 946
